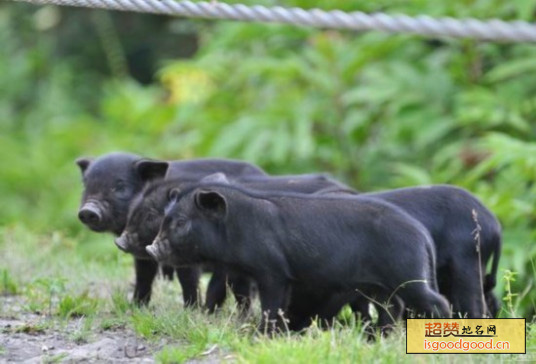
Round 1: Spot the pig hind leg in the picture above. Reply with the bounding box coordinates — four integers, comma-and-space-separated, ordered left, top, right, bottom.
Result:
397, 282, 451, 318
350, 295, 372, 325
448, 259, 485, 318
355, 289, 404, 339
485, 292, 501, 318
376, 294, 405, 336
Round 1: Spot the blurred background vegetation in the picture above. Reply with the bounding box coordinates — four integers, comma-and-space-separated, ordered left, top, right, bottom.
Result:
1, 0, 535, 317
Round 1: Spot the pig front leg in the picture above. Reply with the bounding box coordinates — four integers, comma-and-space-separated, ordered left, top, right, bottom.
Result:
228, 272, 253, 315
161, 265, 175, 280
133, 258, 159, 305
257, 277, 291, 335
205, 265, 228, 313
176, 266, 201, 307
205, 267, 252, 314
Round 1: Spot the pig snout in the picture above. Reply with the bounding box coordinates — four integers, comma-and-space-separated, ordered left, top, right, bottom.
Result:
115, 232, 130, 252
145, 244, 158, 260
78, 202, 103, 227
146, 236, 167, 261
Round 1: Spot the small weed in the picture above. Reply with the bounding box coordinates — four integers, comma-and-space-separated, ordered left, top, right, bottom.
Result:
70, 316, 94, 344
156, 344, 207, 364
131, 309, 157, 339
24, 277, 67, 315
503, 270, 519, 317
110, 289, 132, 316
12, 323, 47, 335
58, 291, 99, 319
100, 317, 126, 331
43, 353, 69, 364
0, 269, 18, 295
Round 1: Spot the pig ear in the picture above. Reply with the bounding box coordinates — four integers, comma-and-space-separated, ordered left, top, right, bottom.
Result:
135, 160, 169, 183
200, 173, 230, 185
75, 157, 93, 174
194, 190, 227, 217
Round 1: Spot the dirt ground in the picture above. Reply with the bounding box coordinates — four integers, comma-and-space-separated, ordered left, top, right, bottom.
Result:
0, 295, 156, 363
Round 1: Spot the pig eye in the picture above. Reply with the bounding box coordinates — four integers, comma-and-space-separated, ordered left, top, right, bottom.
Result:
174, 218, 188, 228
168, 188, 181, 202
113, 182, 128, 194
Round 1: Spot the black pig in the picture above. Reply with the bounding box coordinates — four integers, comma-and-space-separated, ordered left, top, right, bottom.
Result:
119, 172, 351, 312
364, 185, 502, 318
76, 152, 266, 306
148, 184, 451, 333
286, 184, 502, 329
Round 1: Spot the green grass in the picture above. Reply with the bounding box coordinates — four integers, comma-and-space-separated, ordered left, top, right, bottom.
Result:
68, 316, 95, 344
58, 292, 100, 319
42, 353, 69, 364
0, 269, 18, 295
1, 225, 534, 363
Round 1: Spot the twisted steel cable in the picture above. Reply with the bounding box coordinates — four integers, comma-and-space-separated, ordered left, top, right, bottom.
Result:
11, 0, 536, 42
